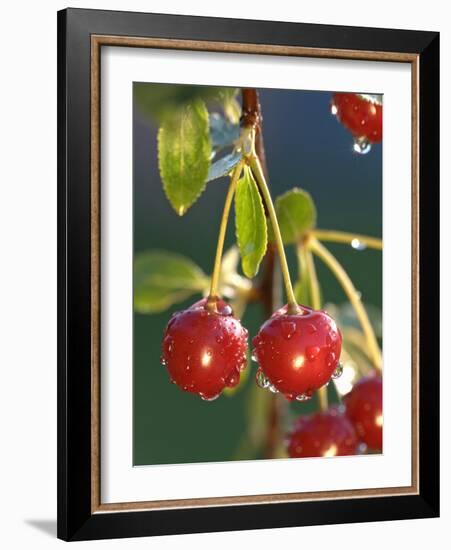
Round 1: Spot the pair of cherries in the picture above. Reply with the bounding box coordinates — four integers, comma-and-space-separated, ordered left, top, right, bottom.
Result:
161, 297, 342, 402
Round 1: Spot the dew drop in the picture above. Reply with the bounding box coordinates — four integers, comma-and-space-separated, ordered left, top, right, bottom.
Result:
326, 330, 338, 346
268, 384, 279, 394
222, 304, 233, 315
215, 334, 224, 344
160, 355, 167, 366
251, 350, 258, 363
332, 363, 344, 379
200, 393, 220, 402
351, 238, 367, 251
357, 442, 368, 454
225, 372, 240, 388
295, 392, 313, 402
281, 321, 297, 340
256, 369, 270, 389
326, 352, 336, 368
306, 346, 321, 361
353, 136, 372, 155
330, 104, 338, 116
306, 323, 317, 334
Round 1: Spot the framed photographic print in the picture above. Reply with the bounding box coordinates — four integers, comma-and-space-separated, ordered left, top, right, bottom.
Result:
57, 8, 439, 541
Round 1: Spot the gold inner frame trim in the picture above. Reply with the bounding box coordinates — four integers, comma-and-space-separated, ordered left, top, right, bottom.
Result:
90, 34, 420, 514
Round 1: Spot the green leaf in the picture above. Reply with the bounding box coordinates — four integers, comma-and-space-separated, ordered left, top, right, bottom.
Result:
207, 150, 243, 182
134, 250, 208, 313
275, 188, 316, 244
158, 100, 212, 215
235, 166, 267, 278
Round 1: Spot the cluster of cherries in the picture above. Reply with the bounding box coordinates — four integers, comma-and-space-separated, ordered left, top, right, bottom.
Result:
160, 90, 383, 458
287, 375, 382, 458
161, 296, 382, 457
331, 92, 383, 154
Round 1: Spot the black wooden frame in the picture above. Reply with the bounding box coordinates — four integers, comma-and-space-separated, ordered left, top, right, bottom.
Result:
57, 7, 439, 541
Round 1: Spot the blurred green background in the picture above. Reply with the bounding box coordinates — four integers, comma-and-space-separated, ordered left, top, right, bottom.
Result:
133, 85, 382, 466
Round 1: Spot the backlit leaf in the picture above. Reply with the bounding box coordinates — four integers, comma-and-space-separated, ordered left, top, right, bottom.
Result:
235, 166, 267, 278
275, 188, 316, 244
207, 150, 243, 182
158, 100, 211, 215
134, 250, 208, 313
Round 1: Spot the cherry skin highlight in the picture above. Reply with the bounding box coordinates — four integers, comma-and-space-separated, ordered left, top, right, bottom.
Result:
252, 304, 342, 400
343, 374, 383, 451
287, 408, 359, 458
161, 298, 248, 401
331, 93, 382, 143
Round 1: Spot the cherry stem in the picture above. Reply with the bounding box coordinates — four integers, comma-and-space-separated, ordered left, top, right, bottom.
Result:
309, 237, 382, 372
312, 229, 383, 251
207, 160, 245, 309
249, 153, 299, 315
299, 244, 328, 411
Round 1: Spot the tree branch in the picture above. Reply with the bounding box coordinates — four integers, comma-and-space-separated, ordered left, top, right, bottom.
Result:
241, 88, 284, 459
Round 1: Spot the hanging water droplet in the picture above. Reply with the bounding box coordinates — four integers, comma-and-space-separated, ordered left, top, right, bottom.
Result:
251, 350, 258, 363
351, 238, 367, 251
268, 384, 279, 394
200, 393, 220, 402
332, 362, 344, 379
255, 369, 270, 389
281, 321, 297, 340
353, 136, 372, 155
330, 103, 338, 116
295, 392, 313, 402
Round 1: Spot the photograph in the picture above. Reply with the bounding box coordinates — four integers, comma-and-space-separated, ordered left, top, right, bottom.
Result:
133, 83, 383, 466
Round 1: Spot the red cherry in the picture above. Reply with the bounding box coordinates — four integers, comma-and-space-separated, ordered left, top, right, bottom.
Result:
287, 408, 358, 458
343, 374, 383, 451
252, 304, 342, 401
161, 298, 248, 401
331, 93, 382, 144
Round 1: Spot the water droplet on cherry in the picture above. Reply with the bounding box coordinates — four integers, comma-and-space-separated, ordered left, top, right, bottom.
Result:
353, 136, 372, 155
332, 363, 344, 379
306, 346, 320, 361
281, 321, 297, 340
326, 352, 336, 368
200, 393, 220, 402
256, 368, 270, 389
